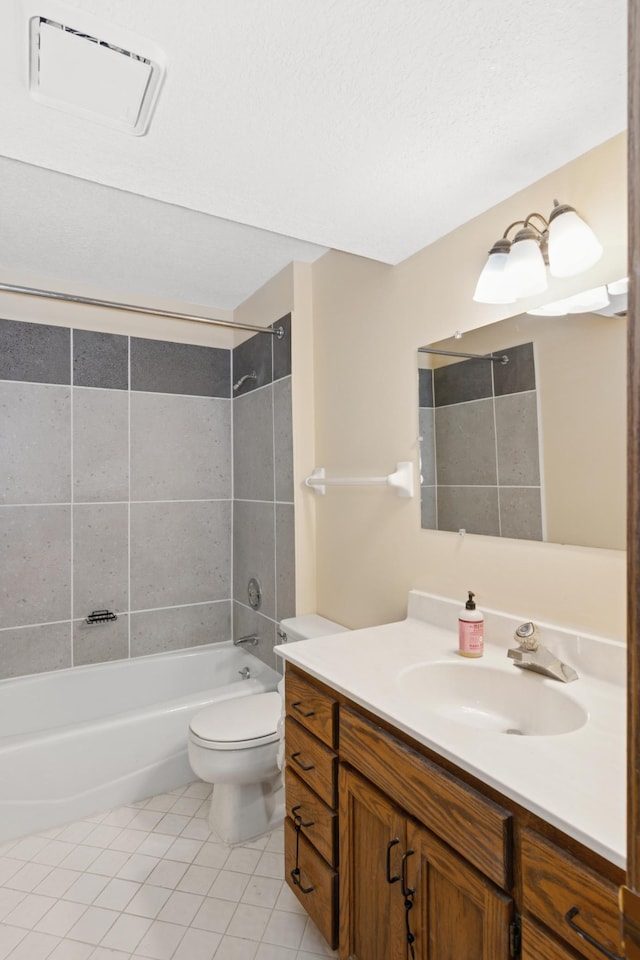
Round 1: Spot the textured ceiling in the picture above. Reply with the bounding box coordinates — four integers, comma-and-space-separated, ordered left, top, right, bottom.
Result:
0, 0, 628, 309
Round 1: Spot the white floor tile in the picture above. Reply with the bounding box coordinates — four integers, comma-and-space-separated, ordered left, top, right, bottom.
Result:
47, 938, 94, 959
124, 884, 172, 919
88, 947, 131, 959
33, 842, 78, 868
0, 924, 26, 960
193, 843, 230, 870
241, 877, 282, 910
63, 874, 109, 906
0, 862, 23, 887
182, 783, 211, 801
84, 851, 130, 879
176, 864, 217, 896
164, 838, 204, 864
253, 853, 284, 880
208, 871, 250, 903
145, 860, 188, 890
55, 824, 95, 846
4, 929, 61, 960
127, 812, 164, 834
260, 910, 307, 950
100, 808, 139, 829
6, 863, 53, 893
34, 869, 82, 899
133, 919, 186, 959
255, 944, 297, 960
134, 836, 174, 859
156, 890, 204, 926
93, 878, 140, 912
273, 883, 306, 916
99, 913, 152, 952
82, 828, 123, 851
190, 896, 236, 934
8, 836, 50, 861
299, 919, 337, 957
116, 855, 159, 883
153, 815, 190, 837
179, 819, 211, 842
225, 903, 272, 942
169, 798, 202, 818
58, 847, 102, 873
107, 829, 145, 854
0, 890, 27, 922
170, 926, 221, 960
3, 892, 58, 929
66, 906, 119, 945
142, 796, 176, 815
35, 900, 88, 937
213, 935, 259, 960
224, 848, 262, 875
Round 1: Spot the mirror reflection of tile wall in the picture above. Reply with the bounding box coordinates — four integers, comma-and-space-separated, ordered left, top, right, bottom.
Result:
419, 342, 544, 539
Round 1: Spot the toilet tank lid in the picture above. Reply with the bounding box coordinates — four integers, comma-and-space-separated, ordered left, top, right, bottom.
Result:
279, 614, 349, 642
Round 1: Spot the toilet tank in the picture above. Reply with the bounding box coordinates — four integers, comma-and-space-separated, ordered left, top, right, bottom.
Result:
278, 614, 349, 643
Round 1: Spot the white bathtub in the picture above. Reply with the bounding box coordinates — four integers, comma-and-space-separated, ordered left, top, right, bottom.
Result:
0, 643, 281, 843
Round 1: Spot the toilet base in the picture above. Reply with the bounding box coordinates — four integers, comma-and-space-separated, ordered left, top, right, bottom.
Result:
208, 772, 284, 844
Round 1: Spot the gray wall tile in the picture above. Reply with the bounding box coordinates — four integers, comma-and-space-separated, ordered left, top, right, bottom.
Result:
73, 388, 129, 502
233, 332, 273, 394
73, 330, 129, 390
495, 392, 541, 486
272, 314, 292, 381
130, 602, 231, 657
131, 393, 231, 501
276, 503, 295, 622
131, 500, 231, 610
434, 357, 492, 406
73, 615, 129, 666
420, 486, 437, 529
0, 506, 71, 628
274, 378, 293, 502
437, 486, 500, 536
493, 341, 536, 397
233, 500, 275, 620
499, 488, 544, 541
419, 407, 435, 486
0, 622, 71, 679
131, 338, 230, 398
418, 368, 433, 408
0, 319, 70, 385
73, 504, 129, 618
232, 602, 278, 672
434, 399, 497, 485
0, 382, 71, 504
233, 387, 275, 501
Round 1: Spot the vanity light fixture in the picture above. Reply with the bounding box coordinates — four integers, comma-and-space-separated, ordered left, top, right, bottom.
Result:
473, 200, 603, 304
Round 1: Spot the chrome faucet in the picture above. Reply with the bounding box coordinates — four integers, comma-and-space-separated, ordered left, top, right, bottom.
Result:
507, 622, 578, 682
233, 634, 259, 647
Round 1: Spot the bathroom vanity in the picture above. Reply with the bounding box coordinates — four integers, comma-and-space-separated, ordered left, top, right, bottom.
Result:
276, 591, 625, 960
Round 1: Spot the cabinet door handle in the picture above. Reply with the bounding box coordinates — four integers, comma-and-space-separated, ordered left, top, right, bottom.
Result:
291, 804, 315, 828
292, 701, 315, 718
565, 907, 624, 960
291, 751, 315, 771
290, 867, 314, 894
386, 838, 401, 884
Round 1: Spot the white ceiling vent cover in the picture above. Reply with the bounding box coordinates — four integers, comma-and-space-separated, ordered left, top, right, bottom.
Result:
29, 17, 165, 135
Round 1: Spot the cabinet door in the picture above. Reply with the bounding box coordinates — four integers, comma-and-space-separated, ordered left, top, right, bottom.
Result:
339, 765, 407, 960
406, 819, 513, 960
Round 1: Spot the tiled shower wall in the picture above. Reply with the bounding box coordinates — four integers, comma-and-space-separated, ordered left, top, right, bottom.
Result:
0, 315, 294, 680
419, 341, 543, 540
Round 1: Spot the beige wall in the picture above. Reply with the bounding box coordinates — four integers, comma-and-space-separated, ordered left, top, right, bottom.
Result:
308, 133, 627, 639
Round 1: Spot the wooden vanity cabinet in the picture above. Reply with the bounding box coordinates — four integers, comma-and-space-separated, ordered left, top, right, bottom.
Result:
283, 667, 624, 960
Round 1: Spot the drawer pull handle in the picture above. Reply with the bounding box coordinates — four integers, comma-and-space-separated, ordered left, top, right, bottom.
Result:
291, 804, 316, 828
386, 838, 401, 884
291, 751, 315, 772
290, 866, 314, 894
565, 907, 624, 960
292, 701, 315, 718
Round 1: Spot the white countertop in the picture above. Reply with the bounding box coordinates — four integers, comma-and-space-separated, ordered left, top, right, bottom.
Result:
275, 592, 626, 869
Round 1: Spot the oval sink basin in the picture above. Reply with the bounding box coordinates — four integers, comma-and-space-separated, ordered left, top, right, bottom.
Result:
397, 662, 588, 736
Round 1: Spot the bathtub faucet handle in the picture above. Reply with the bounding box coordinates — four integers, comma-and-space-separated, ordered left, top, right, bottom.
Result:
238, 666, 251, 679
233, 634, 259, 647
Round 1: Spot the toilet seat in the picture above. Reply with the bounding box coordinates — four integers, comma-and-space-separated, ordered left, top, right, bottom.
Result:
189, 691, 282, 751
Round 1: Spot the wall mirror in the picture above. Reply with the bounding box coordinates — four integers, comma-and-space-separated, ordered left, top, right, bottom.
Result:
417, 280, 627, 549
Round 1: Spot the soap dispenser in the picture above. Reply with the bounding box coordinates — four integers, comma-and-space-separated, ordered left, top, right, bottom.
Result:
458, 591, 484, 658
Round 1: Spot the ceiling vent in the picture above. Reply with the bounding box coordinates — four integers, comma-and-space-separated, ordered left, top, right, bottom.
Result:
28, 16, 165, 135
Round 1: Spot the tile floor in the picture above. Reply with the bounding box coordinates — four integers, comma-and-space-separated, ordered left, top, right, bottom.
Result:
0, 781, 337, 960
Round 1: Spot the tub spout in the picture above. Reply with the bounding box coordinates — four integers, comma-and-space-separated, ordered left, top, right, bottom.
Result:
233, 634, 259, 647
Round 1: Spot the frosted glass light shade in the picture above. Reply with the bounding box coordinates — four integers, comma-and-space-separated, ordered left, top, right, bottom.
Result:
504, 234, 548, 298
548, 208, 603, 278
528, 285, 609, 317
473, 250, 515, 304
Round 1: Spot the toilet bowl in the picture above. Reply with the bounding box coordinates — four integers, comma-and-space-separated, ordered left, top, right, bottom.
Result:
188, 616, 349, 844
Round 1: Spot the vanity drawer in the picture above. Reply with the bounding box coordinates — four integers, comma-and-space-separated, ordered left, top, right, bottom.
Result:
285, 670, 337, 748
521, 829, 623, 960
285, 717, 337, 808
521, 916, 582, 960
285, 766, 337, 866
340, 705, 512, 889
284, 816, 337, 948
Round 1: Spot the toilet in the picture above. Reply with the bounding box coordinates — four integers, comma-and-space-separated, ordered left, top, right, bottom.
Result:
187, 615, 349, 844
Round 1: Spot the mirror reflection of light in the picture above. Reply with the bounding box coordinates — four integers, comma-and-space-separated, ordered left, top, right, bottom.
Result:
527, 283, 617, 317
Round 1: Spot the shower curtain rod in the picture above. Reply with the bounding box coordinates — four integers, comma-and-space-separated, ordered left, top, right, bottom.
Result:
418, 345, 508, 364
0, 283, 285, 339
